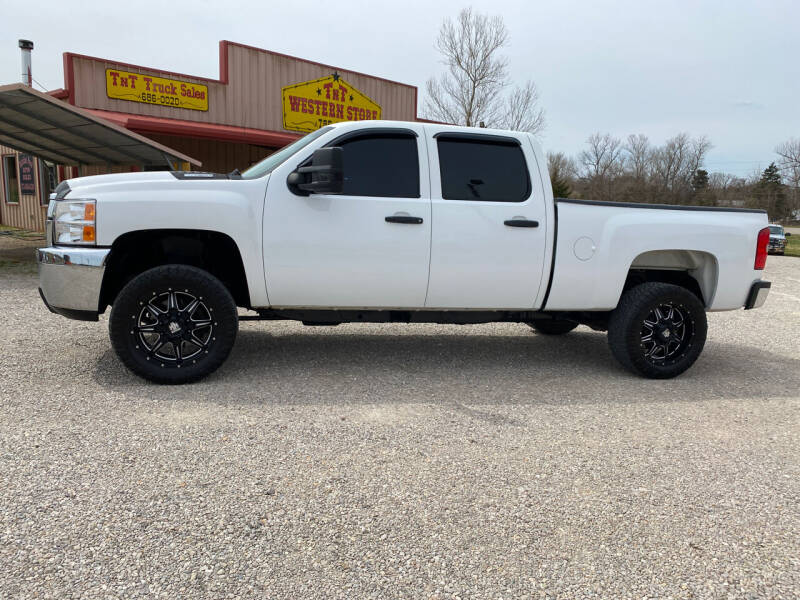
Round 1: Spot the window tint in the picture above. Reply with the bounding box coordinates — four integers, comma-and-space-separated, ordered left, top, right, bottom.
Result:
437, 138, 530, 202
336, 134, 419, 198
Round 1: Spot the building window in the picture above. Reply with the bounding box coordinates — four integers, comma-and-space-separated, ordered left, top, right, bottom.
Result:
39, 160, 57, 206
2, 155, 20, 204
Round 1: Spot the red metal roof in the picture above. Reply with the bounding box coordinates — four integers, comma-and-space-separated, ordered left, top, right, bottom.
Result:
85, 109, 302, 148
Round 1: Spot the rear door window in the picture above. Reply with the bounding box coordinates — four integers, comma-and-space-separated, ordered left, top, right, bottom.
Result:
437, 137, 530, 202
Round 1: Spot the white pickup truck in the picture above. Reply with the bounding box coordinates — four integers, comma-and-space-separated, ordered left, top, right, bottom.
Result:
38, 120, 772, 383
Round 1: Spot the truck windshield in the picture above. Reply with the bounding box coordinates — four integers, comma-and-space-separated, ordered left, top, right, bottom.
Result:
769, 226, 784, 235
240, 126, 333, 179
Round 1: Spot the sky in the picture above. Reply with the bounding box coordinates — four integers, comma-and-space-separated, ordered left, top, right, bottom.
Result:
1, 0, 797, 177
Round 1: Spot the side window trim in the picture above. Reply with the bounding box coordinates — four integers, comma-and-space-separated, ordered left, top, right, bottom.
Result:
328, 127, 419, 146
433, 131, 522, 146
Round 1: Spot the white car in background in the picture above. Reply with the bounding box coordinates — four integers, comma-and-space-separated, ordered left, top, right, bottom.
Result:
767, 224, 790, 255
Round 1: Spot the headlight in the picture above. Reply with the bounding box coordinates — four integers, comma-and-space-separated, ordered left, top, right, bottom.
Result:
53, 199, 96, 245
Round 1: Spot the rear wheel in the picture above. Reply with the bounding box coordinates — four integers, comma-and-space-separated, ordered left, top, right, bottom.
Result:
528, 318, 578, 335
608, 282, 707, 379
109, 265, 238, 384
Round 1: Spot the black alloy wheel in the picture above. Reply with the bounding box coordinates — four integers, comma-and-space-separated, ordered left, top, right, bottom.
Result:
134, 290, 214, 365
109, 265, 238, 384
639, 302, 694, 365
608, 282, 707, 379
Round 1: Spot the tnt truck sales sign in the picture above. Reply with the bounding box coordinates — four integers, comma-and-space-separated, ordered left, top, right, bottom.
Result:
105, 69, 208, 111
282, 74, 381, 133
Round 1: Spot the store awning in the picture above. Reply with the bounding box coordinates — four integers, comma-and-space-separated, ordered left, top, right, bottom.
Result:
85, 109, 302, 148
0, 83, 201, 167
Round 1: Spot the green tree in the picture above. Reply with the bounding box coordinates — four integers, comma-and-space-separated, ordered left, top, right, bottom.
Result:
547, 152, 574, 198
691, 169, 713, 205
760, 162, 782, 186
757, 162, 788, 220
551, 175, 571, 198
691, 169, 709, 192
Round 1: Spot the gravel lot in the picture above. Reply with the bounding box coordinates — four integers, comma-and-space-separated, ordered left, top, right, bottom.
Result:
1, 254, 798, 599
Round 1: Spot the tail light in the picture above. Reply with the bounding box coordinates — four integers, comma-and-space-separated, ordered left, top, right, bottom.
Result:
754, 227, 769, 270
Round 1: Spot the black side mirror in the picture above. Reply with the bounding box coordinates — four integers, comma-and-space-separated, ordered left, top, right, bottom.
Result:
785, 232, 791, 237
287, 147, 343, 195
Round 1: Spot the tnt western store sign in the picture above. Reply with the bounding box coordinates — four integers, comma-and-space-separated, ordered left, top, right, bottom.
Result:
281, 73, 381, 133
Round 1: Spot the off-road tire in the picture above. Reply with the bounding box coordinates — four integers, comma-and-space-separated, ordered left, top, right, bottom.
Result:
608, 282, 707, 379
528, 318, 579, 335
109, 265, 238, 384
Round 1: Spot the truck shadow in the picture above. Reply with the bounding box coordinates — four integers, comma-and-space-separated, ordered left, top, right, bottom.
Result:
93, 325, 800, 406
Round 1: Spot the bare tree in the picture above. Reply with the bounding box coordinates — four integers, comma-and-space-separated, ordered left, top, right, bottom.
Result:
651, 133, 689, 192
579, 133, 624, 179
776, 138, 800, 168
776, 138, 800, 216
547, 151, 578, 180
624, 134, 651, 180
708, 172, 740, 191
577, 133, 624, 201
651, 133, 712, 199
776, 138, 800, 187
424, 8, 545, 134
688, 136, 713, 174
707, 172, 750, 208
496, 81, 546, 134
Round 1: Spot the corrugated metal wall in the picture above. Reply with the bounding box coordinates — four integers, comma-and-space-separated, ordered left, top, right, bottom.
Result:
0, 144, 47, 231
71, 42, 418, 131
144, 134, 275, 174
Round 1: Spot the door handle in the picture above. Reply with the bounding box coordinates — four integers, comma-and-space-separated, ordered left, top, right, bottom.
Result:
385, 215, 423, 224
504, 219, 539, 228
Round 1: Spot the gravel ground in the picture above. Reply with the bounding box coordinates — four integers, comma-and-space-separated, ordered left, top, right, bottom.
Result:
0, 230, 42, 273
1, 256, 798, 599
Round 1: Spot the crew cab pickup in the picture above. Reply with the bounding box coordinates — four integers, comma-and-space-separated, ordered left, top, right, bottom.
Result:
38, 120, 772, 383
768, 223, 791, 255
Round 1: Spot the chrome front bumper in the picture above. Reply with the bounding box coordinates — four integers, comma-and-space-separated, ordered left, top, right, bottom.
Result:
37, 246, 110, 320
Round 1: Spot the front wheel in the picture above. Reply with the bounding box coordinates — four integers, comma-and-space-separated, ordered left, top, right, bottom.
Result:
109, 265, 238, 384
607, 282, 707, 379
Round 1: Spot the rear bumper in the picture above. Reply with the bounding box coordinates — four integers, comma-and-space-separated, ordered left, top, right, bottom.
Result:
37, 246, 110, 320
744, 280, 771, 310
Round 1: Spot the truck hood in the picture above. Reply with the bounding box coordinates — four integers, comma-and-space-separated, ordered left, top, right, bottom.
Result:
61, 171, 233, 197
